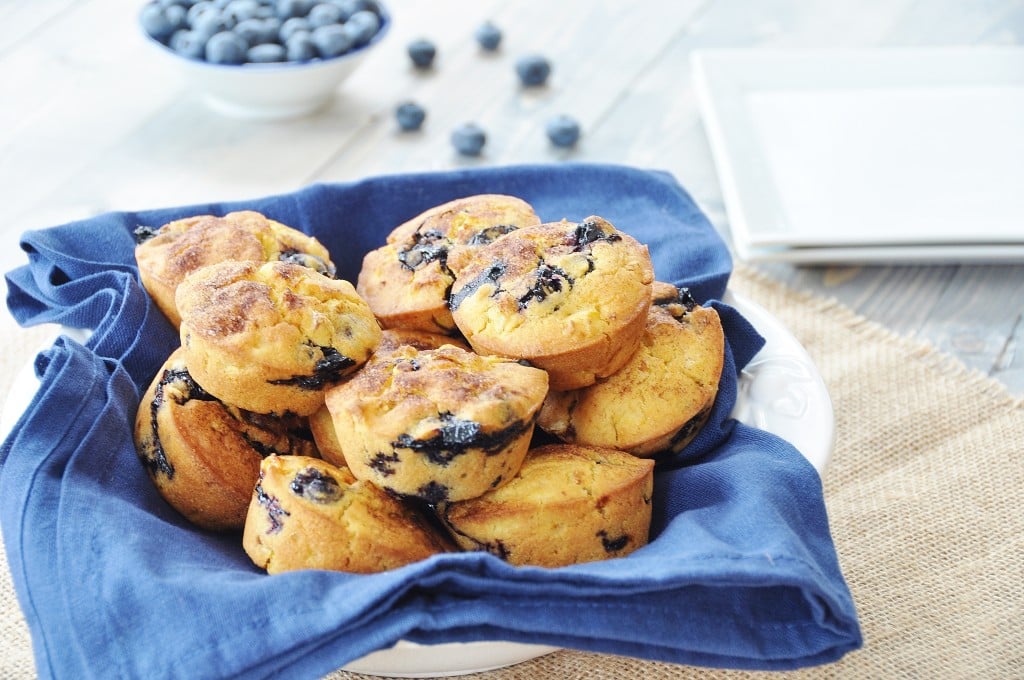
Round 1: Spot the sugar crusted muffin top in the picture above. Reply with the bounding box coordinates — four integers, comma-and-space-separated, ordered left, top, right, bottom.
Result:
356, 194, 541, 334
176, 260, 381, 415
447, 216, 654, 384
325, 343, 548, 502
135, 210, 335, 327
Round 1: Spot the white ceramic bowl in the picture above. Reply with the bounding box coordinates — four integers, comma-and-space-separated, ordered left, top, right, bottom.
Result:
140, 6, 390, 121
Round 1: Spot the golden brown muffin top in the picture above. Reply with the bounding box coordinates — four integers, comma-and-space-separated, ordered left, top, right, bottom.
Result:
447, 216, 654, 356
374, 328, 471, 356
356, 195, 542, 334
135, 210, 335, 288
326, 344, 548, 447
386, 194, 541, 245
246, 454, 452, 573
176, 260, 381, 379
444, 444, 654, 515
537, 283, 724, 455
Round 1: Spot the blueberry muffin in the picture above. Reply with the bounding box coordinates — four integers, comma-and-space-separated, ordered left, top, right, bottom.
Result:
242, 455, 452, 574
356, 194, 541, 334
133, 348, 318, 531
323, 344, 549, 503
309, 329, 471, 468
439, 444, 655, 567
448, 216, 654, 390
372, 327, 472, 356
134, 210, 335, 328
537, 282, 725, 457
176, 260, 381, 416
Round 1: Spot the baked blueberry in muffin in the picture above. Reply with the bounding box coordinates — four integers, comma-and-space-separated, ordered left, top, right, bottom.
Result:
356, 194, 541, 334
242, 455, 452, 574
323, 343, 548, 503
175, 260, 381, 416
309, 328, 471, 467
133, 348, 319, 531
537, 281, 725, 457
439, 443, 654, 567
134, 210, 335, 328
447, 216, 654, 390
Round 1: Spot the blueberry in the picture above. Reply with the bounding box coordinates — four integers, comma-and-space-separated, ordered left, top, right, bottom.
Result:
474, 21, 501, 51
345, 9, 380, 46
205, 30, 248, 63
169, 28, 207, 59
233, 17, 266, 45
165, 4, 190, 31
451, 123, 486, 156
257, 16, 283, 41
223, 0, 261, 23
351, 0, 379, 12
545, 114, 581, 147
248, 42, 287, 62
279, 16, 311, 41
407, 38, 435, 68
325, 0, 356, 20
141, 4, 177, 40
186, 1, 216, 25
275, 0, 314, 19
285, 32, 317, 60
515, 54, 551, 86
191, 8, 231, 39
395, 101, 426, 131
308, 2, 343, 27
312, 23, 353, 57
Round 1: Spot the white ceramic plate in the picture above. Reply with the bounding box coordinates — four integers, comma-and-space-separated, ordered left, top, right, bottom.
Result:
0, 293, 831, 677
691, 46, 1024, 263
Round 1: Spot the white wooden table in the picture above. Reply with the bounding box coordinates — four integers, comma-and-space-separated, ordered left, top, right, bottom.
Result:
2, 0, 1022, 394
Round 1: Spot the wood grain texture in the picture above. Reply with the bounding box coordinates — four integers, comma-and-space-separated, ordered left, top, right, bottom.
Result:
0, 0, 1020, 394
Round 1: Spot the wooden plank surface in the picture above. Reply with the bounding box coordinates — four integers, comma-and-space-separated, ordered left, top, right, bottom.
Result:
0, 0, 1021, 395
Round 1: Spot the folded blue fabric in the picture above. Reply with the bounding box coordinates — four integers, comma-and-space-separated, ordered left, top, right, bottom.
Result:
1, 164, 860, 679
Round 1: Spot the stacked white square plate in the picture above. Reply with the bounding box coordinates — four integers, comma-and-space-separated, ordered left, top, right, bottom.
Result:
691, 46, 1024, 263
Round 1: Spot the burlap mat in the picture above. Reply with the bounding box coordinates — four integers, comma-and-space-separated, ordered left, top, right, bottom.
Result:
2, 265, 1022, 679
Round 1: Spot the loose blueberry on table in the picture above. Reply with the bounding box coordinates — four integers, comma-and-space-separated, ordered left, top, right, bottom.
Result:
474, 21, 502, 51
139, 0, 386, 65
395, 101, 426, 131
407, 38, 437, 68
515, 54, 551, 86
545, 114, 581, 147
451, 123, 487, 156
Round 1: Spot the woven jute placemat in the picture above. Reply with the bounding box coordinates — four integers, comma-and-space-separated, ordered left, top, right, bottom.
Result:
3, 265, 1022, 679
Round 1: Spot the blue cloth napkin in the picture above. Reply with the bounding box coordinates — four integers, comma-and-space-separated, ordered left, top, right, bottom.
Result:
2, 163, 860, 679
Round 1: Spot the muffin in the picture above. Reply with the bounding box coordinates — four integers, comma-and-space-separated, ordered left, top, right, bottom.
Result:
356, 194, 541, 334
448, 216, 654, 390
538, 282, 725, 457
176, 260, 381, 416
133, 347, 318, 531
324, 344, 549, 503
439, 444, 655, 567
134, 210, 335, 328
372, 327, 472, 356
242, 455, 452, 574
309, 329, 471, 468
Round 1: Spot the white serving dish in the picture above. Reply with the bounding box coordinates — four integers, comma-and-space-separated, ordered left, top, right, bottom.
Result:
140, 8, 390, 121
692, 47, 1024, 263
0, 291, 832, 677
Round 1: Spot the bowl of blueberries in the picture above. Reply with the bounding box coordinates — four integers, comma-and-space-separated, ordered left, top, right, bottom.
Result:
139, 0, 390, 120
